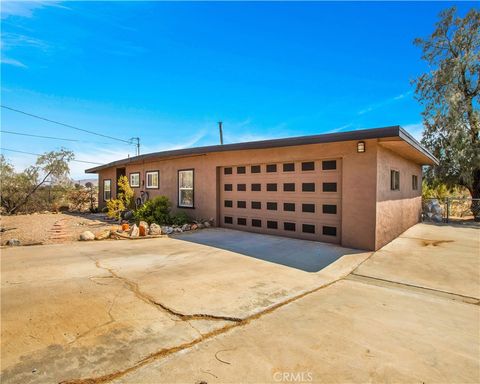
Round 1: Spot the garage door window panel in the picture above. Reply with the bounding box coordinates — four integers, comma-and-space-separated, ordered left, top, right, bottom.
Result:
266, 164, 277, 173
302, 162, 315, 171
322, 160, 337, 170
267, 183, 277, 191
302, 203, 315, 213
323, 182, 337, 192
302, 183, 315, 192
284, 183, 295, 192
237, 201, 246, 208
251, 183, 261, 191
283, 163, 295, 172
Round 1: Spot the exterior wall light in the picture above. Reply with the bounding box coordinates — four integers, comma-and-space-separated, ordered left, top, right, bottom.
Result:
357, 141, 365, 153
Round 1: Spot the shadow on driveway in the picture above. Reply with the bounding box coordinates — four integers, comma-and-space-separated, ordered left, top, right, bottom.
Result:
175, 228, 364, 272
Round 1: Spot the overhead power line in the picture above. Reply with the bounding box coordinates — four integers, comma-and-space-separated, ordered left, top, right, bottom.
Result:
0, 147, 103, 165
1, 105, 132, 144
0, 129, 115, 145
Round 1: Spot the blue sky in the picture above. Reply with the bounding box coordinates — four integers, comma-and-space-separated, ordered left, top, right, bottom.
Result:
1, 1, 476, 178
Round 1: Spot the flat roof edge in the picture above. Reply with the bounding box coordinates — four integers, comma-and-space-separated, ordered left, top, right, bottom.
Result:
85, 125, 437, 173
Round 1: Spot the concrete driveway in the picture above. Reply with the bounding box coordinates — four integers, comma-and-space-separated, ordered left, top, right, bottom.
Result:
1, 224, 478, 384
1, 229, 369, 384
176, 228, 363, 272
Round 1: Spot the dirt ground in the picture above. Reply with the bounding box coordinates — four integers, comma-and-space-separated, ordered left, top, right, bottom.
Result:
0, 212, 116, 245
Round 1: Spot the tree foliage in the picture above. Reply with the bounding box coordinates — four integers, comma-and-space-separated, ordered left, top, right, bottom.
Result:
0, 149, 74, 214
413, 7, 479, 206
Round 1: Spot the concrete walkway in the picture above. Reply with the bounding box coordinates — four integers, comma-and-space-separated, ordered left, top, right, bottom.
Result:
1, 224, 478, 384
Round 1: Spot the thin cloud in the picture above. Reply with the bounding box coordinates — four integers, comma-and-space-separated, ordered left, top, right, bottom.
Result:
402, 122, 424, 141
325, 123, 353, 134
1, 57, 27, 68
358, 91, 413, 116
0, 1, 67, 19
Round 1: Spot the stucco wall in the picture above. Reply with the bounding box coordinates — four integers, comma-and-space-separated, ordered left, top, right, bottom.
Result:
96, 139, 379, 250
375, 144, 422, 250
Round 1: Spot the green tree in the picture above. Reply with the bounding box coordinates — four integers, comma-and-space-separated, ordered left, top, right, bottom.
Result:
0, 149, 74, 214
413, 7, 479, 219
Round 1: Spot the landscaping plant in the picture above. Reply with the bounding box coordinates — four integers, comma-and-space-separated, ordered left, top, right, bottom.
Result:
106, 175, 134, 219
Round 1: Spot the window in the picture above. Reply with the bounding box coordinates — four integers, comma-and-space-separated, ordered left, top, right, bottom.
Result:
323, 226, 337, 236
237, 218, 247, 225
252, 219, 262, 227
322, 204, 337, 214
267, 183, 277, 191
283, 203, 295, 212
224, 200, 233, 208
302, 162, 315, 171
178, 169, 194, 208
103, 179, 111, 201
302, 224, 315, 234
266, 164, 277, 172
391, 170, 400, 191
284, 183, 295, 192
283, 163, 295, 172
129, 173, 140, 188
146, 171, 159, 189
323, 182, 337, 192
237, 166, 246, 174
267, 202, 278, 210
251, 183, 261, 191
224, 216, 233, 224
412, 175, 418, 190
224, 184, 233, 191
237, 200, 246, 208
302, 183, 315, 192
251, 165, 261, 173
322, 160, 337, 170
267, 220, 278, 229
302, 203, 315, 213
284, 222, 296, 231
224, 167, 232, 175
237, 183, 246, 191
251, 201, 261, 209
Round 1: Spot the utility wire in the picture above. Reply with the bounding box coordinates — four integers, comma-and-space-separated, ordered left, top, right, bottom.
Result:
0, 129, 116, 145
0, 147, 103, 165
1, 105, 132, 144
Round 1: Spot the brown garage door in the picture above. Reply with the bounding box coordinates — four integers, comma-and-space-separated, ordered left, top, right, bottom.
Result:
219, 159, 341, 244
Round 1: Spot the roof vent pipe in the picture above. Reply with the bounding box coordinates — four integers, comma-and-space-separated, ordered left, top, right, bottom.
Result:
218, 121, 224, 145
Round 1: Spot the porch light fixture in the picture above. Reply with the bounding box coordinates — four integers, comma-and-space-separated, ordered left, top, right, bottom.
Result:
357, 141, 365, 153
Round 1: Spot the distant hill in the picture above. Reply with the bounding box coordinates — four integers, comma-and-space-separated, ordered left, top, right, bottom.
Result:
75, 178, 98, 187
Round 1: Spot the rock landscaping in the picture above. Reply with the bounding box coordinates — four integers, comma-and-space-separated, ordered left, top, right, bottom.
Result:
78, 218, 215, 241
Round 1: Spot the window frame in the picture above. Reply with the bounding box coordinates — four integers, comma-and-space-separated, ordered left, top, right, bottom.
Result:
412, 175, 418, 190
178, 169, 195, 208
129, 172, 140, 188
390, 170, 400, 191
103, 179, 112, 201
145, 170, 159, 189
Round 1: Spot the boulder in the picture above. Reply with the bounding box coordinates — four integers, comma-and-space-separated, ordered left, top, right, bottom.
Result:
203, 221, 211, 228
129, 224, 139, 237
122, 210, 134, 220
174, 227, 183, 233
79, 231, 95, 241
6, 238, 20, 246
197, 223, 205, 229
94, 229, 111, 240
181, 224, 191, 231
191, 224, 198, 230
139, 221, 148, 237
149, 223, 162, 235
161, 226, 174, 235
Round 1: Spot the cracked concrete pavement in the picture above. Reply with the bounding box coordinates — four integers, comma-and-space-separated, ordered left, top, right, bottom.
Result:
1, 229, 370, 383
1, 224, 478, 383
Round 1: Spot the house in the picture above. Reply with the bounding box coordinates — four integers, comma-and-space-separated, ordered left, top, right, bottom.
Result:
86, 126, 437, 250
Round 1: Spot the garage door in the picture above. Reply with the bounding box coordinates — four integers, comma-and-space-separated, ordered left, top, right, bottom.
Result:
219, 159, 342, 244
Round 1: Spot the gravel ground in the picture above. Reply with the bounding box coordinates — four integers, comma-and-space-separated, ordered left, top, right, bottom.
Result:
0, 212, 117, 246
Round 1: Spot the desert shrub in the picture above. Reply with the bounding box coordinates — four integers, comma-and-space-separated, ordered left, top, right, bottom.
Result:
67, 188, 92, 211
107, 199, 125, 219
106, 176, 134, 219
170, 211, 191, 226
134, 196, 172, 224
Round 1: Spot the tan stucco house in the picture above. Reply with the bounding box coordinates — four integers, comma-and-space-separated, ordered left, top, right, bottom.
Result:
86, 126, 437, 251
